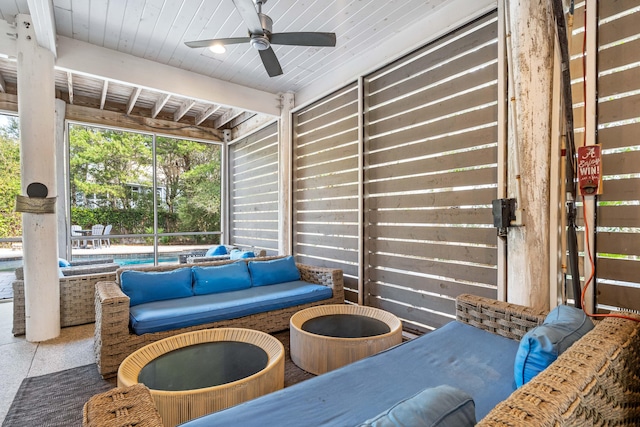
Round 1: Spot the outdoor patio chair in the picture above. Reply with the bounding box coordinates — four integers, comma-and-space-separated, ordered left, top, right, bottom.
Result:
91, 224, 104, 249
71, 225, 82, 248
101, 224, 112, 248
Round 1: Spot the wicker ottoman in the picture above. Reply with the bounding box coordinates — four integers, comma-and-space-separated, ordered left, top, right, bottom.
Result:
83, 384, 163, 427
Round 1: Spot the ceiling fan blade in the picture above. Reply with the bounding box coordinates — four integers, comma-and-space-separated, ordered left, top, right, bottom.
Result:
231, 0, 264, 35
259, 47, 283, 77
185, 37, 251, 48
270, 32, 336, 47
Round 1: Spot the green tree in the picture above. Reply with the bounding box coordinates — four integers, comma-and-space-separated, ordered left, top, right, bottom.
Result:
0, 117, 21, 239
69, 125, 153, 209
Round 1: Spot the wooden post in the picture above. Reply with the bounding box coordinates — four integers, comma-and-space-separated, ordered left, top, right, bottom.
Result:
504, 1, 555, 310
279, 92, 294, 255
16, 14, 60, 341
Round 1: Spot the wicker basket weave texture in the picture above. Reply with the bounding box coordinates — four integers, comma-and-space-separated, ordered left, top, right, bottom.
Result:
12, 271, 117, 336
83, 383, 163, 427
94, 258, 345, 378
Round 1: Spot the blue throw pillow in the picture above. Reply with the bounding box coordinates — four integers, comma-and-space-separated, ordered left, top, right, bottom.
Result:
192, 262, 252, 295
58, 258, 71, 267
248, 256, 300, 287
514, 305, 594, 388
230, 249, 255, 260
356, 385, 476, 427
121, 267, 193, 306
205, 245, 227, 256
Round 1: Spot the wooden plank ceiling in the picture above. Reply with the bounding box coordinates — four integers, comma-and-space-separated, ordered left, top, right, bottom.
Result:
0, 0, 455, 139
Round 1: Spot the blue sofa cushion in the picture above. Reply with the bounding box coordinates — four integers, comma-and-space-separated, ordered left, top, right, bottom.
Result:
121, 267, 193, 307
58, 258, 71, 267
230, 249, 255, 260
205, 245, 227, 256
129, 280, 333, 335
192, 262, 251, 295
249, 256, 300, 287
179, 321, 519, 427
357, 385, 476, 427
514, 305, 594, 387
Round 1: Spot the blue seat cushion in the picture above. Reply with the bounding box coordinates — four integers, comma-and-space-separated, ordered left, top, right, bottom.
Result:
249, 256, 300, 287
357, 385, 476, 427
129, 280, 333, 335
58, 258, 71, 267
121, 267, 193, 306
192, 262, 251, 295
205, 245, 227, 256
514, 305, 594, 387
180, 321, 519, 427
230, 249, 255, 260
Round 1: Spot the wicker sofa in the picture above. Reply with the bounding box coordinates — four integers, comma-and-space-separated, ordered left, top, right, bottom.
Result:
181, 294, 640, 426
94, 256, 345, 378
13, 264, 118, 336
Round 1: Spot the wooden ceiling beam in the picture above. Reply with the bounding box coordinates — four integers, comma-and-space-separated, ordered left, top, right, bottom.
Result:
0, 72, 6, 93
66, 72, 73, 104
152, 93, 171, 119
174, 99, 196, 122
99, 80, 108, 109
66, 102, 222, 141
214, 107, 244, 129
126, 87, 141, 114
195, 104, 221, 125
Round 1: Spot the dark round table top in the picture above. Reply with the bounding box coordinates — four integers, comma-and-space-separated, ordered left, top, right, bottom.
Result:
138, 341, 268, 391
301, 314, 391, 338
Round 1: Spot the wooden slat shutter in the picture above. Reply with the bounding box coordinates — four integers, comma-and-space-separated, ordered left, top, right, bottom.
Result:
228, 123, 279, 255
363, 12, 499, 333
292, 83, 360, 303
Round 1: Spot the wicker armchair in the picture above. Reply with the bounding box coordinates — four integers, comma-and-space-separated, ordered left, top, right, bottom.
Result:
456, 294, 640, 426
187, 248, 267, 264
14, 258, 117, 280
94, 257, 345, 378
12, 269, 118, 336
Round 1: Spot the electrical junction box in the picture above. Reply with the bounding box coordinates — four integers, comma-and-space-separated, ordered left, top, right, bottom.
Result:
492, 198, 516, 230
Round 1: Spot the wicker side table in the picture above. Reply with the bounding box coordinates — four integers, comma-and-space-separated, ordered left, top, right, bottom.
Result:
83, 383, 163, 427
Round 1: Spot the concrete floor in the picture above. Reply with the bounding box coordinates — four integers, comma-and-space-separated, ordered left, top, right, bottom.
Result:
0, 300, 95, 423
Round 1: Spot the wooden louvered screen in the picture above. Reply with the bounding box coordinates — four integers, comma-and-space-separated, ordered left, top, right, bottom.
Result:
594, 1, 640, 313
292, 83, 360, 303
363, 12, 499, 333
228, 122, 279, 255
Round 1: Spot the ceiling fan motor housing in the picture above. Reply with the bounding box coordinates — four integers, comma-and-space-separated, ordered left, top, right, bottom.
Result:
250, 13, 273, 50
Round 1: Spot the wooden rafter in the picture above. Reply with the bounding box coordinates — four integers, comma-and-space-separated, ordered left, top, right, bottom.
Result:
195, 104, 221, 125
152, 93, 171, 118
0, 72, 5, 93
214, 107, 244, 128
174, 99, 196, 122
126, 87, 141, 114
99, 80, 108, 109
67, 72, 74, 104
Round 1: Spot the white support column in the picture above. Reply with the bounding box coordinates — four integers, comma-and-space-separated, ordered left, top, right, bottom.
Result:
16, 14, 60, 341
278, 92, 294, 255
505, 0, 555, 310
55, 99, 68, 259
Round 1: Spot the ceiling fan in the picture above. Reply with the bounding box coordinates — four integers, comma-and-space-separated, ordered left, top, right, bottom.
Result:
185, 0, 337, 77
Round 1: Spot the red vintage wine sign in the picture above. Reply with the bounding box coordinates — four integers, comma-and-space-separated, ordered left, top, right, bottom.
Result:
577, 145, 602, 196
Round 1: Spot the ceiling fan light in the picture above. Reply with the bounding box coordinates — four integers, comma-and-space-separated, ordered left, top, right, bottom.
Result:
250, 36, 270, 51
209, 44, 226, 54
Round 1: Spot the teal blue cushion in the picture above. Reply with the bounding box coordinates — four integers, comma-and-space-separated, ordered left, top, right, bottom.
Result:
230, 249, 255, 260
58, 258, 71, 267
205, 245, 227, 256
356, 385, 476, 427
192, 262, 252, 295
514, 305, 594, 388
248, 256, 300, 287
121, 268, 193, 306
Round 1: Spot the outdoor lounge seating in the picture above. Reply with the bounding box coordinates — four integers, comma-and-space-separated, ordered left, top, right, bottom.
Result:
177, 294, 640, 426
94, 256, 345, 378
12, 268, 118, 336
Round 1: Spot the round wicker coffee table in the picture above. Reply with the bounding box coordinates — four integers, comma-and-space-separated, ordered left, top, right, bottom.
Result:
290, 304, 402, 375
117, 328, 284, 427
